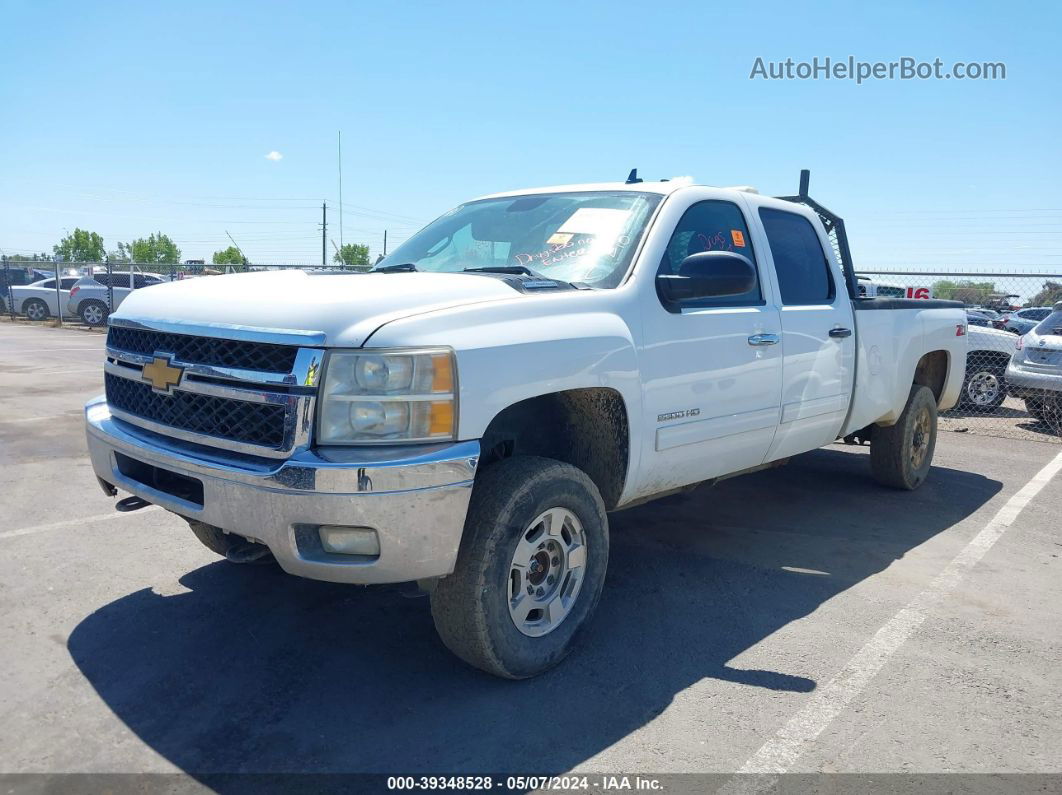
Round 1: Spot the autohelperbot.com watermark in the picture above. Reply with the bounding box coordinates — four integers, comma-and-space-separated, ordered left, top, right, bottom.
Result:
750, 56, 1006, 84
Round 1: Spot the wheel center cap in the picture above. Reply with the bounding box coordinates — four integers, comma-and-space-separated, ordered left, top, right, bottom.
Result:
528, 551, 550, 585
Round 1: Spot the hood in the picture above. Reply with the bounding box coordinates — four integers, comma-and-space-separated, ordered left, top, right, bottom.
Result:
111, 270, 523, 347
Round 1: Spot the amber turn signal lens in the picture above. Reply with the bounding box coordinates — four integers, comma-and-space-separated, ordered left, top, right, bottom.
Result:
428, 400, 454, 436
431, 353, 454, 393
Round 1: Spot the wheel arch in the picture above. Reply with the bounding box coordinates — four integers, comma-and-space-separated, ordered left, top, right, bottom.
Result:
912, 349, 950, 405
477, 387, 630, 511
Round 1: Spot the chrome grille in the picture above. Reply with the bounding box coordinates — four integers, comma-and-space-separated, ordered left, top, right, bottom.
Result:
103, 321, 322, 457
107, 326, 298, 373
105, 373, 288, 448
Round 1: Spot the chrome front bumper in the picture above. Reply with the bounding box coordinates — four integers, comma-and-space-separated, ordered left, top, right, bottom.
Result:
85, 395, 479, 584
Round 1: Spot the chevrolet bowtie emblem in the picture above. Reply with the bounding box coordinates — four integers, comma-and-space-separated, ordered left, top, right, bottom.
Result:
141, 355, 184, 394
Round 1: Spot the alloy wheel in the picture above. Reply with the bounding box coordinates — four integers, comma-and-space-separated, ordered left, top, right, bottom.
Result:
507, 507, 588, 638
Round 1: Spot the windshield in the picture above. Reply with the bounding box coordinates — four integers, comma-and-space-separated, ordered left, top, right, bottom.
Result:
375, 191, 662, 288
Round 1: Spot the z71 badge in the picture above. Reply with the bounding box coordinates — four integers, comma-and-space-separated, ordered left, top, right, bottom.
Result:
657, 408, 701, 423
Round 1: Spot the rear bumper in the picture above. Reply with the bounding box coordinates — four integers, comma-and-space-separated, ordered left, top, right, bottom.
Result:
1006, 361, 1062, 397
85, 395, 479, 584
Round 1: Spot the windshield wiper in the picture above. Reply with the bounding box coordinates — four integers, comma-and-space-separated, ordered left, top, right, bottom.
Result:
374, 262, 418, 273
463, 265, 591, 290
463, 266, 535, 276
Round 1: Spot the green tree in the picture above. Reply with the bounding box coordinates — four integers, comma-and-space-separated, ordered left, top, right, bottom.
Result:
333, 242, 370, 268
931, 279, 997, 306
6, 252, 51, 262
212, 246, 246, 265
130, 232, 182, 265
1028, 280, 1062, 307
53, 228, 105, 262
106, 242, 133, 263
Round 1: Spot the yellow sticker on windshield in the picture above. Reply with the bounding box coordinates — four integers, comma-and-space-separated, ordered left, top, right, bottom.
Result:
547, 232, 573, 246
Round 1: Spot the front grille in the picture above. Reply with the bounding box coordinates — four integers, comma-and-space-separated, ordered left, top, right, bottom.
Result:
105, 372, 287, 448
107, 327, 298, 374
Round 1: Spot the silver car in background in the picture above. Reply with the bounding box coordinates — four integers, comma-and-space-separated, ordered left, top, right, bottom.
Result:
1006, 301, 1062, 427
66, 271, 165, 326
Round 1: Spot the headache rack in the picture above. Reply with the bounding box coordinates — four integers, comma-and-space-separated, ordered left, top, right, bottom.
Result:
777, 169, 860, 301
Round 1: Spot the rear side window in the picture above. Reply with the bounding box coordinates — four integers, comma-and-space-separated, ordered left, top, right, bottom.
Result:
759, 208, 835, 305
658, 200, 762, 307
1035, 310, 1062, 336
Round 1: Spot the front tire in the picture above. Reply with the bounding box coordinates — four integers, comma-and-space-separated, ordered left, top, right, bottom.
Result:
431, 456, 609, 679
870, 385, 938, 490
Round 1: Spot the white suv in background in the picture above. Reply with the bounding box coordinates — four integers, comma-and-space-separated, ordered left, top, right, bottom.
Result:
1007, 301, 1062, 426
67, 271, 165, 326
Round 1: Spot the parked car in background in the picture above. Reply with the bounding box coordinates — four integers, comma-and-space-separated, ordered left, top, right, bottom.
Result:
6, 277, 81, 320
1006, 302, 1062, 427
961, 323, 1021, 410
966, 311, 993, 328
67, 271, 165, 326
1, 267, 52, 295
1002, 306, 1052, 335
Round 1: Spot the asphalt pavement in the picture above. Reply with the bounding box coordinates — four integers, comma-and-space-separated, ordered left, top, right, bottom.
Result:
1, 321, 1060, 788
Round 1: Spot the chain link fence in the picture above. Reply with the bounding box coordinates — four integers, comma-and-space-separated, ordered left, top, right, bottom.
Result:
1, 258, 357, 329
858, 269, 1062, 443
4, 258, 1060, 441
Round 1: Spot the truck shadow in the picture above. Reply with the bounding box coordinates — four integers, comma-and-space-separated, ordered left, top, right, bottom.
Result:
67, 447, 1000, 776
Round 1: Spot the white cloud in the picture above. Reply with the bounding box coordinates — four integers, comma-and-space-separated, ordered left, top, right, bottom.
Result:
265, 151, 283, 161
668, 175, 694, 186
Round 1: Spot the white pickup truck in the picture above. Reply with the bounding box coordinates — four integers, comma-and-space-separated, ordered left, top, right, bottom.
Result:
85, 171, 967, 678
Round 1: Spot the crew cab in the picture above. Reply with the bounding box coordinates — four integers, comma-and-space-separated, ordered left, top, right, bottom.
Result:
84, 171, 967, 678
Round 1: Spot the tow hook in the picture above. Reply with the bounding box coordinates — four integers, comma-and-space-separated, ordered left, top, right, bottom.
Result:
115, 495, 152, 512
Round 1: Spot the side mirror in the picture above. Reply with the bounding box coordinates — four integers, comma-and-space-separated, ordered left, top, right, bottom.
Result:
656, 251, 757, 310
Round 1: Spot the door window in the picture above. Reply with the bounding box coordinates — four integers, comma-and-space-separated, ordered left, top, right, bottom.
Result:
759, 208, 835, 305
658, 200, 762, 307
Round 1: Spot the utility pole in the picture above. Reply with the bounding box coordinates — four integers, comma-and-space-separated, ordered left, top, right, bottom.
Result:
321, 202, 327, 266
338, 131, 344, 252
383, 229, 388, 257
225, 230, 248, 268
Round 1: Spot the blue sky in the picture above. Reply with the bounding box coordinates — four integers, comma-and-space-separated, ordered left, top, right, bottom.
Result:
1, 0, 1060, 271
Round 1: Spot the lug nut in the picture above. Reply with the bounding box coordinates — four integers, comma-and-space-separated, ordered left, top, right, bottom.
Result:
527, 584, 533, 594
551, 557, 559, 565
547, 575, 555, 585
536, 587, 544, 596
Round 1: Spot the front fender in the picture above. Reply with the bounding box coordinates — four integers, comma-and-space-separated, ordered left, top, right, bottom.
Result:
363, 293, 644, 472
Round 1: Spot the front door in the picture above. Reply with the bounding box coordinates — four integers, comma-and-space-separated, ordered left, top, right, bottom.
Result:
638, 198, 783, 495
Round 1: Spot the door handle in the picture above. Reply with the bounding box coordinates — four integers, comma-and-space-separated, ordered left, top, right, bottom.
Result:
829, 327, 853, 339
747, 333, 780, 346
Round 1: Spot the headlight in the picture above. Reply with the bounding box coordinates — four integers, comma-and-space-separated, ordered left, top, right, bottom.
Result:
317, 349, 456, 444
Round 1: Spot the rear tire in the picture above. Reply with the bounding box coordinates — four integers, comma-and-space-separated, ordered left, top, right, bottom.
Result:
431, 456, 609, 679
79, 300, 108, 326
23, 299, 49, 321
1026, 396, 1062, 431
870, 385, 938, 490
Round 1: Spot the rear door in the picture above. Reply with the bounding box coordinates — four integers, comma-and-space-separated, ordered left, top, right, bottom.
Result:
756, 206, 855, 461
